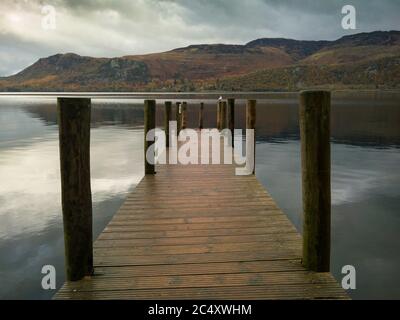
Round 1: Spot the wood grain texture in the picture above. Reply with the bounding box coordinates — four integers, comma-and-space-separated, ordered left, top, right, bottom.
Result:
227, 98, 235, 147
300, 91, 331, 272
57, 97, 93, 281
216, 101, 221, 130
144, 100, 156, 175
220, 101, 227, 129
54, 131, 346, 300
199, 102, 204, 129
164, 101, 172, 148
181, 101, 187, 129
175, 101, 181, 134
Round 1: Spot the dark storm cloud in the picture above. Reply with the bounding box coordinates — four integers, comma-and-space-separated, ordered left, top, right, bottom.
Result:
175, 0, 400, 40
0, 0, 399, 76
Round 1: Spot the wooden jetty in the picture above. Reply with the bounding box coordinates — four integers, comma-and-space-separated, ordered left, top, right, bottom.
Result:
54, 93, 348, 300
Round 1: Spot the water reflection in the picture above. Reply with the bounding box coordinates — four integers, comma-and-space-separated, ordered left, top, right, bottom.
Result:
25, 99, 145, 128
0, 95, 399, 299
0, 99, 144, 299
0, 127, 144, 240
255, 141, 400, 299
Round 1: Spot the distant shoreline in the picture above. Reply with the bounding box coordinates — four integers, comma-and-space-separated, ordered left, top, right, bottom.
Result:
1, 89, 400, 94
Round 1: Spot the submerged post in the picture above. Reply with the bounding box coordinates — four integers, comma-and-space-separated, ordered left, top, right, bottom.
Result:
246, 99, 256, 174
164, 101, 172, 147
181, 101, 187, 129
144, 100, 156, 174
227, 98, 235, 147
199, 102, 204, 129
57, 97, 93, 281
299, 90, 331, 272
220, 101, 227, 130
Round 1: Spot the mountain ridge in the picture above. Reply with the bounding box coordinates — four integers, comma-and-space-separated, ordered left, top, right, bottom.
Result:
1, 30, 399, 91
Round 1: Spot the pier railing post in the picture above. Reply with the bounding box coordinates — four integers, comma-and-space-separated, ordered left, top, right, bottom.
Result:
164, 101, 172, 147
144, 99, 156, 174
246, 100, 256, 174
199, 102, 204, 129
299, 90, 331, 272
217, 101, 221, 130
176, 102, 181, 135
220, 101, 227, 130
181, 101, 187, 130
227, 98, 235, 147
57, 97, 93, 281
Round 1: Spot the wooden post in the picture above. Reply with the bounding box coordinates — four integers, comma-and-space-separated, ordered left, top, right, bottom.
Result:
176, 102, 181, 135
181, 101, 187, 129
199, 102, 204, 129
217, 101, 221, 130
164, 101, 172, 147
57, 97, 93, 281
227, 98, 235, 147
299, 90, 331, 272
246, 99, 256, 174
220, 101, 227, 129
144, 99, 156, 175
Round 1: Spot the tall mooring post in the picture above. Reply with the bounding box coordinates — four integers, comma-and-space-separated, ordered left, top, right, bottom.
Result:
144, 99, 156, 175
220, 101, 227, 130
246, 100, 256, 174
181, 101, 187, 130
216, 101, 221, 130
199, 102, 204, 129
57, 97, 93, 281
176, 102, 181, 135
227, 98, 235, 147
164, 101, 172, 147
299, 90, 331, 272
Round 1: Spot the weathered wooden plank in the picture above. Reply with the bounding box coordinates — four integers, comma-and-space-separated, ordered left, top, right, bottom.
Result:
114, 208, 286, 219
103, 220, 295, 233
57, 284, 349, 300
97, 226, 298, 240
92, 260, 305, 278
58, 271, 339, 292
55, 284, 349, 300
94, 233, 300, 247
92, 241, 301, 257
108, 215, 290, 226
54, 130, 347, 300
93, 250, 302, 267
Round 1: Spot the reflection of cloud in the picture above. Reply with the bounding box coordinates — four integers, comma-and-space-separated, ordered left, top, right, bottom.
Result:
331, 146, 400, 206
0, 127, 144, 240
332, 169, 378, 205
255, 141, 400, 226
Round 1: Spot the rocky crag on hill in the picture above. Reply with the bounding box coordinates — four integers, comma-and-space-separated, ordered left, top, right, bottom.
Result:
1, 31, 399, 92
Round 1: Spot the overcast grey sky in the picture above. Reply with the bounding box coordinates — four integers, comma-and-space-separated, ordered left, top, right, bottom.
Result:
0, 0, 399, 76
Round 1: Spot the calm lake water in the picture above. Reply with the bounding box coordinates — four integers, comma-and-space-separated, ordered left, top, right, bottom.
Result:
0, 93, 399, 300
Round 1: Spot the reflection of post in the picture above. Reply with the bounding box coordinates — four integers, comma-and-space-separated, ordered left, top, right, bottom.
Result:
144, 99, 156, 175
164, 101, 172, 147
199, 102, 204, 129
299, 90, 331, 272
246, 100, 256, 174
181, 102, 187, 129
57, 97, 93, 281
227, 98, 235, 147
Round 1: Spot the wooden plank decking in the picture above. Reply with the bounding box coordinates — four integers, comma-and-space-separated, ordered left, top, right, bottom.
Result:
55, 135, 348, 300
